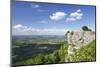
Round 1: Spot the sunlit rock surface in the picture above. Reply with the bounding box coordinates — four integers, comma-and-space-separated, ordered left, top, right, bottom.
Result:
65, 30, 95, 62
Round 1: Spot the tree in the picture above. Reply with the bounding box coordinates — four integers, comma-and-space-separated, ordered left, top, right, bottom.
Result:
82, 26, 91, 31
71, 31, 74, 35
33, 54, 45, 64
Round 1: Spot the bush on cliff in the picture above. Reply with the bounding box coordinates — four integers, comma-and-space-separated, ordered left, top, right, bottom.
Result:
72, 40, 96, 62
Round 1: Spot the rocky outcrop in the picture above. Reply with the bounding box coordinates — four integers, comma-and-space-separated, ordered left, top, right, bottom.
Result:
65, 30, 95, 62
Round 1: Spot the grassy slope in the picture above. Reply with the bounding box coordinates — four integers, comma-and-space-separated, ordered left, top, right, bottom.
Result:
72, 40, 96, 62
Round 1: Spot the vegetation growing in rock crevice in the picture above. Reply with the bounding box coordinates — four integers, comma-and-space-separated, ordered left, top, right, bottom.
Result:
72, 40, 96, 62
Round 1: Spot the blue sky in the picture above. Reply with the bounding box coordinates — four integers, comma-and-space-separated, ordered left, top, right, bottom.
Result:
12, 1, 96, 35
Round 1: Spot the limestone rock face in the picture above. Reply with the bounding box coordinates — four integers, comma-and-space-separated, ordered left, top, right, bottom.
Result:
65, 30, 95, 62
66, 30, 95, 49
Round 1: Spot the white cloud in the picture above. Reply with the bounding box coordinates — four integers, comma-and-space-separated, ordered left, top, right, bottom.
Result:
76, 9, 81, 12
49, 9, 83, 22
50, 12, 67, 21
66, 17, 76, 21
39, 20, 48, 24
13, 24, 23, 29
13, 24, 33, 32
66, 9, 83, 22
13, 24, 68, 35
31, 4, 40, 8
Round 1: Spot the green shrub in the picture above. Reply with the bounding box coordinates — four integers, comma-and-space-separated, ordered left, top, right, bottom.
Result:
82, 26, 91, 31
14, 42, 69, 65
71, 31, 74, 35
72, 40, 96, 62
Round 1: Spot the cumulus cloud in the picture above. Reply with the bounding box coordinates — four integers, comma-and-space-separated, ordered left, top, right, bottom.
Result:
49, 9, 83, 22
13, 24, 68, 35
13, 24, 33, 32
50, 12, 67, 21
13, 24, 23, 29
76, 9, 81, 12
66, 9, 83, 22
31, 3, 40, 8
